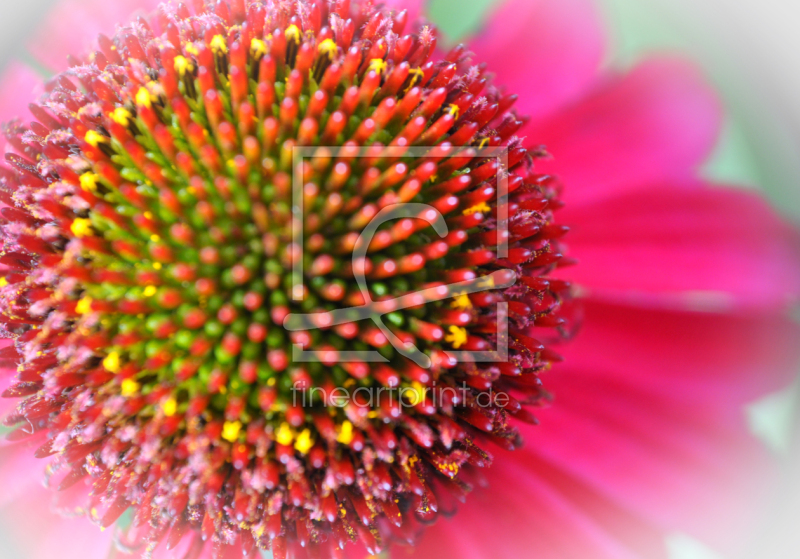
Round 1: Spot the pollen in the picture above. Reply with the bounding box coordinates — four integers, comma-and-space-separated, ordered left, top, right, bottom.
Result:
121, 378, 140, 396
317, 38, 337, 59
275, 423, 293, 446
75, 296, 93, 315
222, 420, 242, 442
250, 38, 266, 58
162, 397, 177, 417
84, 130, 106, 147
103, 352, 121, 373
294, 429, 314, 454
143, 286, 157, 297
463, 201, 491, 216
444, 326, 468, 348
70, 218, 93, 238
336, 420, 354, 445
405, 67, 425, 92
407, 382, 427, 406
173, 55, 192, 76
450, 293, 473, 309
79, 173, 98, 192
110, 107, 132, 126
368, 58, 387, 74
285, 24, 300, 43
210, 34, 228, 54
135, 86, 152, 108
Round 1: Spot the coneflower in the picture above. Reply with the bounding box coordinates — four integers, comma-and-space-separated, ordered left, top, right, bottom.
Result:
0, 0, 573, 557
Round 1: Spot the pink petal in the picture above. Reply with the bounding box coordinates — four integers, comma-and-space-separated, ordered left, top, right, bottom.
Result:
1, 488, 115, 559
559, 183, 800, 311
383, 0, 427, 29
532, 58, 723, 205
0, 444, 44, 507
466, 0, 605, 120
0, 62, 44, 153
411, 301, 800, 559
27, 0, 162, 72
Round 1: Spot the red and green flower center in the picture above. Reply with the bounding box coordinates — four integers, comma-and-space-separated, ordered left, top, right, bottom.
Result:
0, 1, 573, 556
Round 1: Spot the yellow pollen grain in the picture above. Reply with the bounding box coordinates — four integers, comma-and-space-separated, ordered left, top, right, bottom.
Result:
285, 24, 301, 43
174, 55, 192, 76
250, 38, 267, 58
407, 382, 426, 406
368, 58, 387, 74
222, 420, 242, 442
447, 103, 460, 119
317, 38, 336, 59
450, 293, 472, 310
152, 262, 162, 270
267, 377, 276, 387
336, 420, 354, 445
405, 67, 424, 92
110, 107, 132, 126
79, 173, 98, 192
121, 378, 139, 397
275, 423, 293, 446
84, 130, 106, 147
463, 201, 491, 216
444, 325, 468, 349
0, 277, 7, 287
143, 211, 153, 219
70, 218, 93, 238
150, 234, 161, 242
185, 43, 199, 57
210, 34, 228, 53
103, 351, 121, 373
76, 296, 93, 315
162, 397, 177, 417
143, 285, 157, 297
294, 429, 314, 454
135, 87, 152, 108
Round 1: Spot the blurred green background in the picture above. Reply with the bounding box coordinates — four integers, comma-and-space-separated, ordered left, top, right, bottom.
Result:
429, 0, 800, 219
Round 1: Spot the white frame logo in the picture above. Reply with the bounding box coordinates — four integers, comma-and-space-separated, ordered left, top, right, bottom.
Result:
283, 146, 512, 369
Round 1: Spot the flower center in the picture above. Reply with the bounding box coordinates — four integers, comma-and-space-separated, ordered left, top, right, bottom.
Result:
0, 1, 574, 556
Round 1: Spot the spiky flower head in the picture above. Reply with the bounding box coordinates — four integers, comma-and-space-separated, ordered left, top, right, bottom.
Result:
0, 0, 574, 556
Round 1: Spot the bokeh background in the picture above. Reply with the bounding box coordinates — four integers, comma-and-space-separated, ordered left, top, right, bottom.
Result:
0, 0, 798, 557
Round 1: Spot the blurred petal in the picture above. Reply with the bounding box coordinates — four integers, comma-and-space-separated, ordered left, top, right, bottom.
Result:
383, 0, 427, 28
412, 301, 800, 559
0, 444, 43, 507
533, 58, 723, 205
27, 0, 162, 71
467, 0, 605, 120
2, 487, 115, 559
560, 183, 800, 311
0, 62, 43, 152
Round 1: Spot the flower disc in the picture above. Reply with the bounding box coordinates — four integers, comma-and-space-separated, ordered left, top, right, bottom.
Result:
0, 1, 575, 557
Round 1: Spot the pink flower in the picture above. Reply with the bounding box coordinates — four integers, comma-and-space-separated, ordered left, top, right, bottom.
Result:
0, 1, 798, 559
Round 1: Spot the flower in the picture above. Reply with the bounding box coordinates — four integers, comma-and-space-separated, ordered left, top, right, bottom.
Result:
0, 2, 797, 559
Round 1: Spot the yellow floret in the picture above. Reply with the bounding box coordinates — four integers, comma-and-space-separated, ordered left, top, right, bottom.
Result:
103, 351, 121, 373
222, 421, 242, 442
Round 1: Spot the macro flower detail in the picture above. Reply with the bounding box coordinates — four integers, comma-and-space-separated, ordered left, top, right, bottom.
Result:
0, 1, 574, 557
